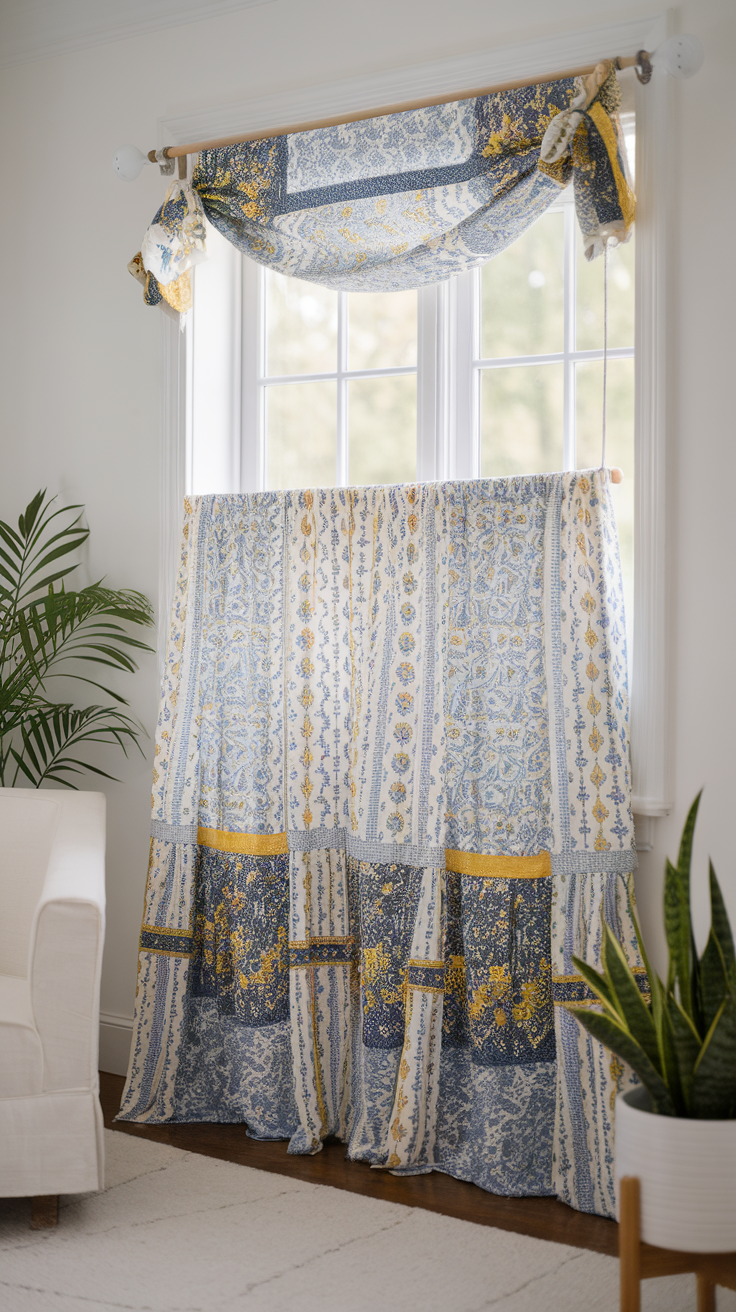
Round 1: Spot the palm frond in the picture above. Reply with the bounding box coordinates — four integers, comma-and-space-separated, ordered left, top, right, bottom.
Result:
0, 490, 154, 788
11, 704, 145, 788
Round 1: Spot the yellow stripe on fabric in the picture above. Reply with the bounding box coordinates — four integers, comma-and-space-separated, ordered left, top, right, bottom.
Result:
140, 924, 192, 936
197, 828, 288, 855
445, 850, 551, 879
552, 967, 647, 983
587, 102, 636, 229
289, 960, 353, 970
141, 947, 195, 959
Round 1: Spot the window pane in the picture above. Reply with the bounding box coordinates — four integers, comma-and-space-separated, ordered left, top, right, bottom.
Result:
349, 375, 416, 485
576, 357, 635, 632
576, 231, 635, 351
266, 381, 336, 489
480, 364, 564, 477
348, 290, 417, 371
266, 272, 337, 376
481, 210, 565, 360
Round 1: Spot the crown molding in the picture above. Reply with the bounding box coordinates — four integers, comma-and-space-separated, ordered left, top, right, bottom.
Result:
0, 0, 275, 71
160, 12, 662, 147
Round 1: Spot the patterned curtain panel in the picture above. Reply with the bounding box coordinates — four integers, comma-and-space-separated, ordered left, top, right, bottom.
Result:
132, 70, 634, 311
119, 471, 644, 1219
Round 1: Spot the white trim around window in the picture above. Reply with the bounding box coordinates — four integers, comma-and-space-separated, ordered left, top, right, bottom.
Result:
157, 9, 674, 825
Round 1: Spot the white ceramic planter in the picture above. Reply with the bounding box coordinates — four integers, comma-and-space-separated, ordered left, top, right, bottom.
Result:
615, 1086, 736, 1252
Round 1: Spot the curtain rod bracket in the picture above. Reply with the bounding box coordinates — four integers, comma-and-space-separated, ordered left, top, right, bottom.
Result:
149, 147, 175, 174
634, 50, 653, 84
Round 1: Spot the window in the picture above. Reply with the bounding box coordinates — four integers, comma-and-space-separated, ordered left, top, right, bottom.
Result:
475, 164, 635, 628
188, 121, 635, 622
262, 279, 418, 490
167, 49, 666, 825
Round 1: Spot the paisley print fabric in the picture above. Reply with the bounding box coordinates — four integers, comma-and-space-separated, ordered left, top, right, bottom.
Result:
119, 471, 641, 1218
132, 73, 634, 307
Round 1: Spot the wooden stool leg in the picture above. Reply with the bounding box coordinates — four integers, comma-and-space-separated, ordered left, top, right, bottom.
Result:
619, 1176, 641, 1312
30, 1195, 59, 1229
697, 1275, 716, 1312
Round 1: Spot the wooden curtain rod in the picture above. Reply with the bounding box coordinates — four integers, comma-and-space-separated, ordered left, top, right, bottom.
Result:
149, 51, 649, 162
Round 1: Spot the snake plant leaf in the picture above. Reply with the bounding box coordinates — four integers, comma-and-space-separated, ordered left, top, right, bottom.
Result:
570, 954, 619, 1016
666, 994, 702, 1113
664, 856, 694, 1021
676, 792, 702, 1020
691, 992, 736, 1120
690, 930, 704, 1035
567, 793, 736, 1121
709, 861, 736, 987
630, 895, 666, 1039
567, 1007, 676, 1116
700, 928, 729, 1035
677, 790, 702, 885
600, 923, 661, 1070
658, 997, 687, 1115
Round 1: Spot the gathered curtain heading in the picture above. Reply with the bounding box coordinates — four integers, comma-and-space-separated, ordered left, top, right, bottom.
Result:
131, 68, 635, 314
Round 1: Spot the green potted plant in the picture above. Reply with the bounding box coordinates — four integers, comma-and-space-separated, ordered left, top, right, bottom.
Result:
569, 793, 736, 1251
0, 490, 153, 787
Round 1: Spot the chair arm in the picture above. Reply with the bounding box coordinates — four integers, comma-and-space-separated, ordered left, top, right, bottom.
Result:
30, 793, 106, 1093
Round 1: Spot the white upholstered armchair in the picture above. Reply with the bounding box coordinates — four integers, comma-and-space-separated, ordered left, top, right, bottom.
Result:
0, 788, 106, 1220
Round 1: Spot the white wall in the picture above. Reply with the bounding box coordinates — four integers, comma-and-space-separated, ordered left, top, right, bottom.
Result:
0, 0, 733, 1071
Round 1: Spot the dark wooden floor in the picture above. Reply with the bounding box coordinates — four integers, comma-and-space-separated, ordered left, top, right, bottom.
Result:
100, 1071, 619, 1257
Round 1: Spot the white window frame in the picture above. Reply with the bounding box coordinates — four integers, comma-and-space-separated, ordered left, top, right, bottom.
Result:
229, 181, 633, 491
158, 11, 674, 831
241, 270, 419, 491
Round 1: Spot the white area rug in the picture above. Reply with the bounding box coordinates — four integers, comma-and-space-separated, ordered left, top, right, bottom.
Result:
1, 1131, 734, 1311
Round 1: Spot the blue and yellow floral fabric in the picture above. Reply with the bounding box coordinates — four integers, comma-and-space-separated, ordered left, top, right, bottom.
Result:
119, 471, 641, 1218
131, 71, 634, 305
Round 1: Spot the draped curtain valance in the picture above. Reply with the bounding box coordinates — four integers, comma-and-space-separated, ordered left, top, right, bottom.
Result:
131, 68, 635, 314
120, 471, 644, 1219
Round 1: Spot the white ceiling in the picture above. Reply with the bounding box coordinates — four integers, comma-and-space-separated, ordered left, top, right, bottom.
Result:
0, 0, 276, 69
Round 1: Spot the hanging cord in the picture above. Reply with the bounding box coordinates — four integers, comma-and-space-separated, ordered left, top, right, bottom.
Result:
601, 239, 609, 472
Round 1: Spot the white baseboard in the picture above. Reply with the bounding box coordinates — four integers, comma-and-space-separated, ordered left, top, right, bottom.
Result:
633, 814, 656, 853
99, 1012, 133, 1077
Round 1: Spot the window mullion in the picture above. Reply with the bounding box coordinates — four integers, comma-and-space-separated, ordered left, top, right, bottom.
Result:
336, 291, 348, 485
453, 269, 476, 480
562, 199, 577, 472
417, 284, 440, 481
241, 256, 264, 492
184, 308, 194, 497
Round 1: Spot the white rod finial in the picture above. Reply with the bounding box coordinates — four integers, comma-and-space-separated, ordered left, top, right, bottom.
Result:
655, 34, 705, 78
112, 145, 149, 182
